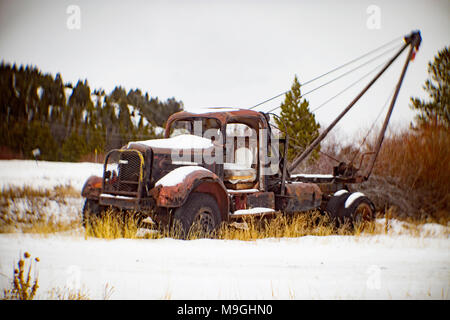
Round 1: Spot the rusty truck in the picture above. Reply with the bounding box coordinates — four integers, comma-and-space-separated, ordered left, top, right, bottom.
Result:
81, 31, 421, 238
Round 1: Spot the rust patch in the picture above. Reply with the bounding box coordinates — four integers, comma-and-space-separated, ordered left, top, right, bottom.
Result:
275, 183, 322, 212
247, 192, 275, 210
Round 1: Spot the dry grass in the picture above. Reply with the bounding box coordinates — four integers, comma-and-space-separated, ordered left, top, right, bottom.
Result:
83, 209, 376, 241
217, 211, 386, 241
84, 209, 409, 241
19, 219, 80, 235
46, 282, 114, 300
0, 184, 79, 202
47, 286, 91, 300
84, 209, 140, 239
0, 185, 81, 233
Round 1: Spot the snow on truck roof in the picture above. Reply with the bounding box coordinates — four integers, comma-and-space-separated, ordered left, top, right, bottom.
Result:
128, 134, 214, 150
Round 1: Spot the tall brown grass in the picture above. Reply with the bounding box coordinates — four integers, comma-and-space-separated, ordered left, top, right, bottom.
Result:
361, 125, 449, 221
84, 209, 381, 241
84, 209, 140, 239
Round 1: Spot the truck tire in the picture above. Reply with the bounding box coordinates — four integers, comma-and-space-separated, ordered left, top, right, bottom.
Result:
172, 193, 221, 239
82, 199, 102, 228
326, 192, 375, 228
342, 195, 375, 226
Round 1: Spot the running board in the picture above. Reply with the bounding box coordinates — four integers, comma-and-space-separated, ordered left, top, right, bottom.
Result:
230, 207, 277, 219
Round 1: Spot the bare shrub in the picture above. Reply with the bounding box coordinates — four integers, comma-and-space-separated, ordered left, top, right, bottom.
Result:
293, 123, 449, 222
2, 252, 40, 300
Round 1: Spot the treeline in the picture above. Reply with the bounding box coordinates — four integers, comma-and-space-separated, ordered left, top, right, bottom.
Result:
0, 62, 183, 161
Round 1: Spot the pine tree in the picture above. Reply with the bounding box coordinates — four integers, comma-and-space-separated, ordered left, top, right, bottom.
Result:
410, 46, 449, 128
275, 75, 321, 162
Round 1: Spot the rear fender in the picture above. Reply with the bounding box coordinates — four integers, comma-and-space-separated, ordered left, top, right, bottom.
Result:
81, 175, 103, 199
150, 167, 229, 222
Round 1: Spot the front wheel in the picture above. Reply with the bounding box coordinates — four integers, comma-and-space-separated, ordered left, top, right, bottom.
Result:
82, 199, 103, 228
172, 193, 222, 239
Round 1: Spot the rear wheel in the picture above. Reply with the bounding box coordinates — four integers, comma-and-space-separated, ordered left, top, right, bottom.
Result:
325, 191, 375, 228
172, 193, 221, 239
342, 195, 376, 227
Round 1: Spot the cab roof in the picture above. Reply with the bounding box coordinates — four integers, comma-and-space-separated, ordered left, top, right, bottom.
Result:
165, 108, 269, 136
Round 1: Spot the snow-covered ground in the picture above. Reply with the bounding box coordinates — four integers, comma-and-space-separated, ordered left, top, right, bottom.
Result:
0, 160, 449, 299
0, 160, 103, 191
0, 233, 448, 300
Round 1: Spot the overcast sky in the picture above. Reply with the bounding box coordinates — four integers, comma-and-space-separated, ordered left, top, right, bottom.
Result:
1, 0, 449, 138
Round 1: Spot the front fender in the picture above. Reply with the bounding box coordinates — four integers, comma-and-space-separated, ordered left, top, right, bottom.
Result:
81, 175, 103, 199
150, 166, 229, 221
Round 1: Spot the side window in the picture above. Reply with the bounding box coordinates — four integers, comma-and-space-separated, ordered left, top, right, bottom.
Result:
225, 123, 257, 168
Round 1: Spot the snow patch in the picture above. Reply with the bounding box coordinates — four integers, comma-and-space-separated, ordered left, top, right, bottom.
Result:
226, 189, 259, 194
233, 207, 275, 215
154, 126, 165, 135
100, 193, 135, 200
155, 166, 210, 187
64, 88, 73, 104
345, 192, 365, 208
334, 189, 349, 196
291, 173, 334, 179
112, 102, 120, 118
37, 86, 44, 99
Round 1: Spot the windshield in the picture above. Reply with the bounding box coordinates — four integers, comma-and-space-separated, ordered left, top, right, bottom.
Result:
169, 120, 192, 138
169, 118, 222, 139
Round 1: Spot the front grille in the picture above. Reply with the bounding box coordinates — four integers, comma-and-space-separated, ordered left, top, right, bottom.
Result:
103, 149, 144, 196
